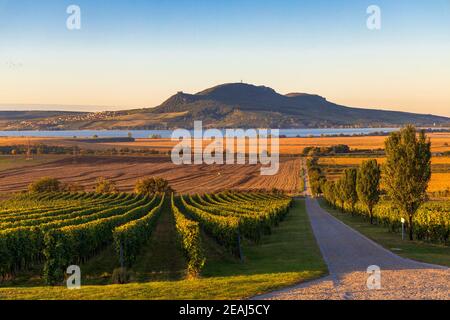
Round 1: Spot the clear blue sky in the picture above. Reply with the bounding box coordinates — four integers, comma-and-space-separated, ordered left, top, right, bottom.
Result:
0, 0, 449, 116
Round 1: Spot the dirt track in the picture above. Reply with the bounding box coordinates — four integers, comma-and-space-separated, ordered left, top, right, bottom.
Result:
0, 155, 302, 194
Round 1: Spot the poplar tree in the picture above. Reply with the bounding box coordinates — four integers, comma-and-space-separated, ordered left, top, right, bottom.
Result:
356, 160, 381, 224
323, 180, 337, 208
342, 168, 358, 214
384, 125, 431, 240
335, 179, 346, 211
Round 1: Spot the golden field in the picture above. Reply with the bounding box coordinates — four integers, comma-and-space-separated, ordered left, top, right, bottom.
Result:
277, 132, 450, 153
0, 133, 449, 194
104, 133, 450, 154
428, 173, 450, 192
1, 132, 449, 154
318, 157, 450, 193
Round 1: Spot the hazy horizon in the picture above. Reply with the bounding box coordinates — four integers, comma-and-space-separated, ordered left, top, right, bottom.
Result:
1, 1, 449, 116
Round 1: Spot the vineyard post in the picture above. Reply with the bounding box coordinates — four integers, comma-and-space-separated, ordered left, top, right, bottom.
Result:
119, 242, 124, 269
401, 218, 405, 240
237, 231, 244, 263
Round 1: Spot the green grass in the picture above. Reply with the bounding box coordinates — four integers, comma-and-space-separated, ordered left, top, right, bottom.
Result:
202, 200, 326, 278
0, 273, 315, 300
0, 199, 327, 300
129, 199, 187, 282
318, 199, 450, 267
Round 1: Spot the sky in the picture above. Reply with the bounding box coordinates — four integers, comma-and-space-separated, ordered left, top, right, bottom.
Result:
0, 0, 449, 116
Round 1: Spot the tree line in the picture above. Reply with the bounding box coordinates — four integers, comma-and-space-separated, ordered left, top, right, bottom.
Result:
307, 125, 432, 241
0, 144, 167, 156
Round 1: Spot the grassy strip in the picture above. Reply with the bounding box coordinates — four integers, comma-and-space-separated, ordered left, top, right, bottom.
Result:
0, 199, 327, 300
318, 199, 450, 267
0, 273, 317, 300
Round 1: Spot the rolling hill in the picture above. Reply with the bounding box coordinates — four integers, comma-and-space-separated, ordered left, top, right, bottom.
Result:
1, 83, 449, 130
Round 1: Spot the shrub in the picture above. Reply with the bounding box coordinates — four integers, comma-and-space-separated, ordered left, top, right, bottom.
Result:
302, 144, 350, 156
135, 177, 173, 196
28, 177, 62, 193
95, 177, 118, 194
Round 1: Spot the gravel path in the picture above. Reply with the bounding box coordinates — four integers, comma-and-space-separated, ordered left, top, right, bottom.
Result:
254, 175, 449, 300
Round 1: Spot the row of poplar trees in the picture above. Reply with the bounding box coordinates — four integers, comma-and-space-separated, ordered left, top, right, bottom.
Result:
307, 125, 432, 241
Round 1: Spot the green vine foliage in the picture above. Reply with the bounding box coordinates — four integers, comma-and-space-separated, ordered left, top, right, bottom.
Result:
180, 192, 292, 257
113, 195, 165, 267
323, 194, 450, 245
180, 194, 241, 256
1, 190, 295, 284
43, 195, 154, 284
171, 194, 205, 277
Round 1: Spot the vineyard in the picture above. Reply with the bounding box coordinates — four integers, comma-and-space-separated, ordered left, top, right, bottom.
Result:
313, 154, 450, 245
0, 190, 292, 285
322, 197, 450, 245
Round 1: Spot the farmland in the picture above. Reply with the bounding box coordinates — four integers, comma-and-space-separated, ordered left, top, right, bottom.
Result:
0, 198, 326, 299
1, 132, 450, 154
1, 133, 449, 196
0, 131, 449, 300
0, 155, 303, 195
0, 191, 326, 299
1, 192, 292, 280
0, 155, 64, 173
99, 133, 450, 153
317, 156, 450, 194
2, 153, 447, 195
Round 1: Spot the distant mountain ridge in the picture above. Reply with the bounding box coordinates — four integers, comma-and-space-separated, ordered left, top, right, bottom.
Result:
148, 83, 450, 129
1, 83, 449, 130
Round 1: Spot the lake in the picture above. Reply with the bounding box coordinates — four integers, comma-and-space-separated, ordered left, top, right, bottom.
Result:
0, 128, 399, 139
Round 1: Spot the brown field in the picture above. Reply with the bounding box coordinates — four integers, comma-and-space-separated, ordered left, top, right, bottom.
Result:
0, 155, 302, 195
0, 133, 449, 195
0, 154, 65, 173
